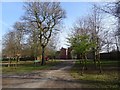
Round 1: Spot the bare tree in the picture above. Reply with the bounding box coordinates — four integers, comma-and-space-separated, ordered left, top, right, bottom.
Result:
27, 24, 40, 60
97, 1, 120, 52
67, 4, 104, 73
13, 22, 25, 57
97, 2, 120, 18
2, 21, 25, 67
116, 2, 120, 54
87, 4, 104, 73
45, 36, 58, 60
2, 31, 16, 67
22, 2, 66, 65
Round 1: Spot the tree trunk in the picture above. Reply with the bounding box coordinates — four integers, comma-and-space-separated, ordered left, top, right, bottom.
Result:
96, 51, 102, 73
115, 36, 120, 60
116, 44, 120, 60
81, 54, 85, 75
77, 53, 80, 59
8, 58, 11, 67
93, 48, 97, 69
85, 54, 87, 70
41, 46, 45, 65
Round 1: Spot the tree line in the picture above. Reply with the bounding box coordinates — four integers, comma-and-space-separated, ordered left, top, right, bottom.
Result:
2, 2, 66, 65
67, 2, 120, 74
2, 2, 120, 68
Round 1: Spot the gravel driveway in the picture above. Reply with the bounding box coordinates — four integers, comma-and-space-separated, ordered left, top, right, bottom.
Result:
2, 60, 81, 88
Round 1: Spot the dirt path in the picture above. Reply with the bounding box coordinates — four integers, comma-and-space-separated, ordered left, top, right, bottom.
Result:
2, 60, 81, 88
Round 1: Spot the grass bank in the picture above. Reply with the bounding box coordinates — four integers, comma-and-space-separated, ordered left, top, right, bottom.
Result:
70, 60, 120, 89
2, 60, 61, 75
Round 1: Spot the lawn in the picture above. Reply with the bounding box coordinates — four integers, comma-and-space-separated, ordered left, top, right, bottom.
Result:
2, 60, 61, 75
70, 60, 120, 89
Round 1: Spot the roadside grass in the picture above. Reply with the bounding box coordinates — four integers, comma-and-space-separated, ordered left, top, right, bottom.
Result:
70, 60, 120, 89
2, 60, 61, 75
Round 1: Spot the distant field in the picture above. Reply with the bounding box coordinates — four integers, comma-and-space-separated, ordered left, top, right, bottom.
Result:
70, 60, 120, 89
2, 60, 61, 75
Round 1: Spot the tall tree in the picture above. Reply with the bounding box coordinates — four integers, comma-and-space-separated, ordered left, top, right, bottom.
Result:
2, 31, 16, 58
68, 34, 95, 75
68, 4, 103, 73
2, 31, 16, 67
87, 4, 103, 72
22, 2, 66, 65
45, 36, 57, 59
2, 21, 25, 66
13, 22, 25, 57
27, 24, 40, 59
97, 2, 120, 52
67, 16, 96, 74
116, 2, 120, 55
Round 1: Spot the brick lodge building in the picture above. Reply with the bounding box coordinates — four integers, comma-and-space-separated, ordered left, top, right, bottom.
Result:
56, 47, 72, 59
55, 47, 120, 60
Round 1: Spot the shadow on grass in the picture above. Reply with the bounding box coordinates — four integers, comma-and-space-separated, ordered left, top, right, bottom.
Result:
73, 60, 120, 72
2, 75, 120, 88
70, 60, 120, 88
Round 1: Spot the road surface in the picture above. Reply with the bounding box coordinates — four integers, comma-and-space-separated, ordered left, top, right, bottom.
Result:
2, 60, 81, 88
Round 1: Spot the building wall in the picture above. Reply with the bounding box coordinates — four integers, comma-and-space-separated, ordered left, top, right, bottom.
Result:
55, 47, 119, 60
59, 47, 67, 59
67, 47, 72, 59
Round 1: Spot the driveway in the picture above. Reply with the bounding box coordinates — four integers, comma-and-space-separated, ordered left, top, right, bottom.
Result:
2, 60, 81, 88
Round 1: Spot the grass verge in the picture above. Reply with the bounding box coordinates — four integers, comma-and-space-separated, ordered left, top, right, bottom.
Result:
70, 60, 120, 89
2, 60, 61, 75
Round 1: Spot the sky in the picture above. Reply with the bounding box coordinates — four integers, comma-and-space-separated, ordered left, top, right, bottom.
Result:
1, 2, 100, 50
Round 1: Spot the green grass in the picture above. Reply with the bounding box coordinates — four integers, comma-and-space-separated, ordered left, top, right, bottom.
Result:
2, 60, 61, 75
70, 60, 120, 89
